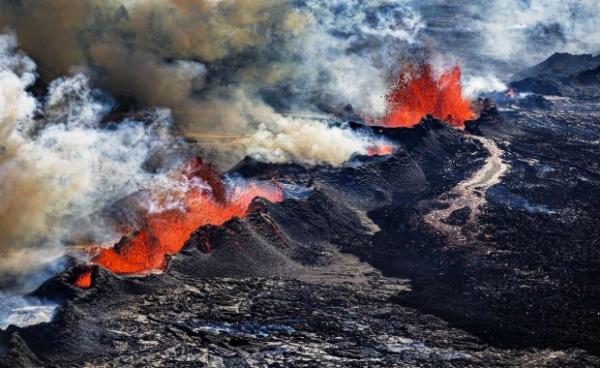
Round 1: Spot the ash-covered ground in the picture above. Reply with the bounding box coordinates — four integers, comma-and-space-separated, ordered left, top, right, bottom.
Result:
1, 54, 600, 367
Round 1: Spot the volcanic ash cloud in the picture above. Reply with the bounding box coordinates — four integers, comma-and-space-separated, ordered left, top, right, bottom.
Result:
0, 0, 426, 285
0, 33, 173, 288
0, 29, 391, 291
0, 0, 410, 167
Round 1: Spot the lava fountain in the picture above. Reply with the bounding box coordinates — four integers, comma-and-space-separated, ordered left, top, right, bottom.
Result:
90, 158, 283, 275
383, 64, 476, 127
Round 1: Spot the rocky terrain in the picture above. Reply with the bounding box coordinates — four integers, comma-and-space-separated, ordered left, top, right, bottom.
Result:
2, 54, 600, 367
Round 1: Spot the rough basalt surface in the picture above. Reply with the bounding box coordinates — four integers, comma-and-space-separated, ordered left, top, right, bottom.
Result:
2, 55, 600, 367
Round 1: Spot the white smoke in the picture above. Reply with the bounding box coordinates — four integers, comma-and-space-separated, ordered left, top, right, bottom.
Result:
0, 292, 58, 330
247, 116, 381, 166
0, 32, 176, 287
462, 75, 507, 98
182, 87, 394, 167
303, 0, 424, 42
295, 0, 426, 117
474, 0, 600, 66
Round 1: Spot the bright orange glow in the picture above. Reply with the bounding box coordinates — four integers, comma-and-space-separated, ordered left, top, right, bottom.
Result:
383, 64, 475, 127
367, 144, 394, 156
92, 158, 283, 274
74, 269, 92, 289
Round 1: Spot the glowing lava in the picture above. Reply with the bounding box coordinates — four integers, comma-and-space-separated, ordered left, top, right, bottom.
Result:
74, 268, 92, 289
91, 158, 283, 275
367, 144, 394, 156
383, 64, 476, 127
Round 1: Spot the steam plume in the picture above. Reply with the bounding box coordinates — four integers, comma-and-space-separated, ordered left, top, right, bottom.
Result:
473, 0, 600, 66
0, 1, 426, 287
0, 0, 412, 166
0, 32, 175, 287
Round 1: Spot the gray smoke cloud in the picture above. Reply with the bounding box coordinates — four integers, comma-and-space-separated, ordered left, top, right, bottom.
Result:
0, 0, 407, 167
3, 0, 597, 300
410, 0, 600, 83
474, 0, 600, 67
0, 32, 178, 289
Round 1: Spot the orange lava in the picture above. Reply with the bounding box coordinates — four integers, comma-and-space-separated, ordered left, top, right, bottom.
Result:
92, 158, 283, 274
74, 269, 92, 289
367, 144, 394, 156
383, 64, 476, 127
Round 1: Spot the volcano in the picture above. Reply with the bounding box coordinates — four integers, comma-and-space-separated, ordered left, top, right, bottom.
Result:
2, 2, 600, 367
3, 76, 600, 365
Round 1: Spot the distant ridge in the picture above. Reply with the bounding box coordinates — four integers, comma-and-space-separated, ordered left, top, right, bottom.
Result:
511, 52, 600, 82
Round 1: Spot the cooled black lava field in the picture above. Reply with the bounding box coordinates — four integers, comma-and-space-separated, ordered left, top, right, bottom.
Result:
1, 1, 600, 368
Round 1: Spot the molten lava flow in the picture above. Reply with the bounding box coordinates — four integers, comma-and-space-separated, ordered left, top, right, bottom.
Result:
92, 158, 283, 274
74, 268, 92, 289
367, 144, 394, 156
383, 64, 475, 127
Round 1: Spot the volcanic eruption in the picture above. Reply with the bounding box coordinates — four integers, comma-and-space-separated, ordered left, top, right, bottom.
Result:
73, 267, 92, 289
1, 1, 600, 367
91, 158, 283, 275
383, 64, 476, 127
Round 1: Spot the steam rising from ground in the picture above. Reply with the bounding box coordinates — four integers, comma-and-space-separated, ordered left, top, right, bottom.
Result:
0, 0, 415, 166
0, 33, 174, 287
474, 0, 600, 66
462, 75, 507, 99
0, 26, 389, 290
247, 116, 383, 166
0, 292, 58, 329
2, 0, 598, 294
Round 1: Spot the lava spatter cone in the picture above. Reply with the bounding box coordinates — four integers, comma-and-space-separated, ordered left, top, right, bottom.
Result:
89, 158, 283, 276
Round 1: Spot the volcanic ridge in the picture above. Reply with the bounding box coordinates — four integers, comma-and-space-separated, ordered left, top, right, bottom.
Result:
1, 36, 600, 368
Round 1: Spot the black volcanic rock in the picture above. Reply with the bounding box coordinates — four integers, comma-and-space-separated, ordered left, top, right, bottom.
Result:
510, 52, 600, 81
443, 206, 471, 226
575, 64, 600, 85
509, 77, 564, 96
0, 332, 42, 368
3, 99, 600, 366
516, 93, 554, 110
393, 84, 600, 357
509, 53, 600, 99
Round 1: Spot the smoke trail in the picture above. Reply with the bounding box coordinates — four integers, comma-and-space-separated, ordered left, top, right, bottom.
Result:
0, 292, 58, 329
462, 75, 507, 99
0, 32, 178, 288
473, 0, 600, 67
0, 0, 412, 166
